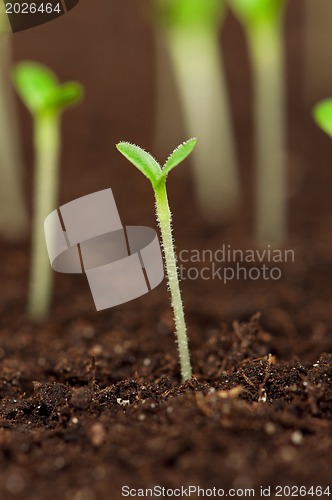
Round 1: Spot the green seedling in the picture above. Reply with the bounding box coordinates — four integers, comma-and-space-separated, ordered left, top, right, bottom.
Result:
0, 5, 27, 240
13, 62, 83, 319
228, 0, 287, 246
149, 0, 239, 221
116, 138, 197, 382
313, 99, 332, 137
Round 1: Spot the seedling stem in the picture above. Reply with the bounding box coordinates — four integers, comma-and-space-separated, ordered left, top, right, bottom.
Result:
154, 180, 192, 380
28, 111, 60, 318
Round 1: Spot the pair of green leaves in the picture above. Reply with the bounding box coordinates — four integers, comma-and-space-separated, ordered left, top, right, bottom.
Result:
117, 138, 197, 189
13, 62, 83, 117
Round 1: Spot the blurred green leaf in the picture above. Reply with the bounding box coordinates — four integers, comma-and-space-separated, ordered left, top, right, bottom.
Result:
13, 62, 57, 114
46, 82, 84, 110
313, 99, 332, 138
13, 62, 83, 116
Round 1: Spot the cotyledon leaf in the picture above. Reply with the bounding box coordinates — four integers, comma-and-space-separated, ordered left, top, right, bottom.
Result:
161, 138, 197, 179
116, 142, 162, 186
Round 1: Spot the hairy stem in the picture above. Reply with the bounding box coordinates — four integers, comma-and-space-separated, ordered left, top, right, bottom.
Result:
164, 27, 239, 221
248, 20, 287, 246
0, 24, 27, 240
28, 112, 60, 319
154, 180, 192, 381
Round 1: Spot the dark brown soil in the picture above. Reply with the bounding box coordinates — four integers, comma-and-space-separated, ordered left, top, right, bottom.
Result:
1, 311, 331, 500
1, 1, 332, 499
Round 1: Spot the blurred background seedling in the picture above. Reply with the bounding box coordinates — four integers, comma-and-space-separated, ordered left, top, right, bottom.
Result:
13, 62, 83, 319
148, 0, 240, 223
117, 138, 197, 382
0, 4, 27, 241
228, 0, 288, 247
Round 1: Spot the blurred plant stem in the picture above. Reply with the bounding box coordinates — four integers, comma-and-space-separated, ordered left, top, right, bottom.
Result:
28, 113, 60, 319
228, 0, 287, 246
248, 20, 287, 246
166, 28, 239, 221
149, 0, 240, 223
0, 10, 27, 240
153, 32, 183, 156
